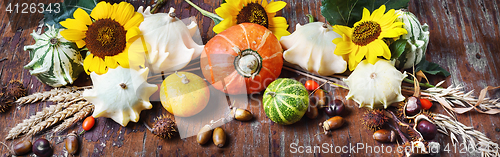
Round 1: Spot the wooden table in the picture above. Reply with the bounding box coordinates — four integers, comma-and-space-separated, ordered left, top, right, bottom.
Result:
1, 0, 499, 156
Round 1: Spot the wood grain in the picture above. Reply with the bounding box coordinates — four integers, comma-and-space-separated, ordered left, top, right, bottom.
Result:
0, 0, 499, 157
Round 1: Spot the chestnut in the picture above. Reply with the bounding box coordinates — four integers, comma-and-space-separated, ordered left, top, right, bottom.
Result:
405, 96, 422, 116
33, 138, 52, 157
417, 120, 437, 140
323, 99, 344, 117
373, 129, 396, 143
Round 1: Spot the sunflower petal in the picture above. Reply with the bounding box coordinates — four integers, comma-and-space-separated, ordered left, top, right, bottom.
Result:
265, 1, 286, 13
332, 25, 352, 38
113, 51, 130, 68
113, 2, 135, 25
60, 29, 86, 41
380, 27, 407, 38
213, 18, 236, 33
371, 5, 386, 21
73, 8, 92, 25
361, 8, 371, 21
75, 40, 86, 48
126, 27, 141, 41
261, 0, 268, 7
334, 41, 354, 55
123, 12, 144, 30
83, 54, 93, 74
91, 2, 112, 20
104, 56, 119, 69
60, 19, 88, 31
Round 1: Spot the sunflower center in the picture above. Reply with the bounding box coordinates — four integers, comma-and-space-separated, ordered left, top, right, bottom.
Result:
237, 3, 269, 28
352, 21, 381, 46
85, 18, 127, 59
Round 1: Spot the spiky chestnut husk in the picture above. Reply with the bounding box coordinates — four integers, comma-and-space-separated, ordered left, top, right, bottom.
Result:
0, 93, 10, 112
151, 115, 177, 139
5, 80, 27, 100
361, 109, 389, 131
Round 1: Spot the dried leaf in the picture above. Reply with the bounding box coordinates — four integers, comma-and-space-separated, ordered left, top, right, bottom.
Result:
416, 70, 429, 83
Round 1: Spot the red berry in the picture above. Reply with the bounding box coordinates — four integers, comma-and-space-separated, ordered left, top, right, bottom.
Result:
82, 116, 95, 131
420, 98, 433, 110
305, 80, 319, 91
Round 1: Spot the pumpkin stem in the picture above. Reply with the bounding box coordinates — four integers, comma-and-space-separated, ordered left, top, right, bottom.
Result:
234, 49, 262, 78
266, 92, 276, 98
50, 38, 58, 45
175, 71, 190, 84
120, 83, 127, 89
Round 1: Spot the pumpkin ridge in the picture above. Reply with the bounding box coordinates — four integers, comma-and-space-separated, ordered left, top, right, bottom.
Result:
239, 24, 251, 48
262, 51, 280, 60
224, 71, 243, 91
218, 34, 240, 55
205, 47, 216, 84
256, 30, 271, 51
260, 67, 276, 80
273, 98, 290, 124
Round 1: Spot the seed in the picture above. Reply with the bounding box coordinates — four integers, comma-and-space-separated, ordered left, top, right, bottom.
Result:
12, 140, 32, 155
65, 132, 79, 155
417, 120, 437, 140
373, 129, 396, 143
405, 96, 422, 117
231, 108, 253, 121
196, 124, 213, 145
212, 127, 226, 148
314, 90, 326, 106
320, 116, 344, 134
305, 101, 319, 119
32, 138, 52, 157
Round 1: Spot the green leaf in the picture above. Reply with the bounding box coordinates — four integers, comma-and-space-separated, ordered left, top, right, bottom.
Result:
415, 59, 451, 77
389, 39, 406, 60
321, 0, 410, 27
43, 0, 98, 29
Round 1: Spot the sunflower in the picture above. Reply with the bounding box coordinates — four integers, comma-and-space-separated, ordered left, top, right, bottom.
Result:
213, 0, 291, 40
332, 5, 407, 71
60, 2, 144, 75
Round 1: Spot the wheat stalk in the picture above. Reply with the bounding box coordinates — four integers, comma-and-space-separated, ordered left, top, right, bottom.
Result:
15, 86, 91, 105
25, 101, 89, 137
53, 104, 94, 133
432, 113, 499, 157
5, 98, 83, 140
48, 91, 82, 103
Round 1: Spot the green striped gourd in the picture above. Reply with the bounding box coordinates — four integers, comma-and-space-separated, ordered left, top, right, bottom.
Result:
24, 25, 84, 87
263, 78, 309, 125
393, 9, 430, 69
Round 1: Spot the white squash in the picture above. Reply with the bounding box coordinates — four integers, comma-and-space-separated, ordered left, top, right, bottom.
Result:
343, 59, 407, 109
137, 7, 204, 74
83, 66, 158, 126
281, 22, 347, 76
24, 24, 84, 87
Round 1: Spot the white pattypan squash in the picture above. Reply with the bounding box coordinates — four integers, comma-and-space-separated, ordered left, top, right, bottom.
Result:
393, 9, 430, 69
24, 24, 84, 87
281, 22, 347, 76
343, 59, 407, 109
137, 7, 204, 74
83, 66, 157, 126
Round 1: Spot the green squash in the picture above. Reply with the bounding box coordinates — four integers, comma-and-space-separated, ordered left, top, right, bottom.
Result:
393, 9, 430, 70
263, 78, 309, 125
24, 25, 84, 87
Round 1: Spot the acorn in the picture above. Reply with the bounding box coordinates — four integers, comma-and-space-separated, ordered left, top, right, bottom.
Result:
12, 140, 32, 155
151, 115, 177, 139
65, 132, 79, 155
373, 129, 396, 143
320, 116, 344, 135
212, 127, 226, 148
197, 124, 213, 145
230, 107, 253, 121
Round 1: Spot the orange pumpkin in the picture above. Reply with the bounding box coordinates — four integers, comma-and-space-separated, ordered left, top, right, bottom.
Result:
201, 23, 283, 95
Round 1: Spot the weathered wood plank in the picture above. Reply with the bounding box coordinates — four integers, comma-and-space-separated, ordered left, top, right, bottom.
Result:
0, 0, 499, 157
